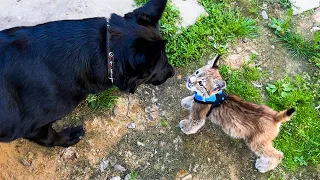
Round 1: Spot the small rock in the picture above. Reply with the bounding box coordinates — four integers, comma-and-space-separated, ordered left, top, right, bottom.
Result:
181, 174, 193, 180
235, 47, 242, 53
192, 164, 199, 172
137, 141, 145, 147
20, 158, 32, 167
261, 10, 268, 19
242, 38, 248, 43
311, 26, 320, 32
151, 97, 158, 103
114, 164, 126, 172
271, 45, 275, 49
208, 36, 214, 41
100, 159, 109, 172
61, 147, 77, 161
176, 170, 192, 180
113, 106, 119, 116
124, 174, 131, 180
262, 3, 267, 9
127, 122, 136, 129
250, 49, 259, 55
110, 176, 121, 180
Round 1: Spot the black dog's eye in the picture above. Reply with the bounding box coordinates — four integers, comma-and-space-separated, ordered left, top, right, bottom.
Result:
198, 81, 203, 86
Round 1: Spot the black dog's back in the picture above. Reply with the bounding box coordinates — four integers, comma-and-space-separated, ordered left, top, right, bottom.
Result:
0, 0, 173, 147
0, 18, 110, 141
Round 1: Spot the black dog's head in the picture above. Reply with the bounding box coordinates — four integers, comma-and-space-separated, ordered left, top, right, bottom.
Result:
108, 0, 175, 93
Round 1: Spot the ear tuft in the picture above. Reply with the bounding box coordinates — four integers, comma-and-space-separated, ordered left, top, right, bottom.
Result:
211, 54, 221, 69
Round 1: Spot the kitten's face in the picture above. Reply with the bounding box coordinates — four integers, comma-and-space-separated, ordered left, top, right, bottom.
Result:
186, 60, 226, 97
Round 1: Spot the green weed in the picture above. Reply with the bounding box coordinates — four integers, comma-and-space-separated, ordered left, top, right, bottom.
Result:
219, 63, 263, 103
269, 9, 320, 61
129, 171, 139, 180
136, 0, 259, 67
280, 0, 292, 10
86, 87, 119, 111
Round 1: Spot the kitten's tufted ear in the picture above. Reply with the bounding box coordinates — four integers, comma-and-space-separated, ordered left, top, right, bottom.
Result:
208, 54, 221, 69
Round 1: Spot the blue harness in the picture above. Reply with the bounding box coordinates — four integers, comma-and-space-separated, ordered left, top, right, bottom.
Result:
194, 90, 227, 116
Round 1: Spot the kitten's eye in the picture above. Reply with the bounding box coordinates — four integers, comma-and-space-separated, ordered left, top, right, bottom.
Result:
198, 81, 203, 86
195, 70, 199, 75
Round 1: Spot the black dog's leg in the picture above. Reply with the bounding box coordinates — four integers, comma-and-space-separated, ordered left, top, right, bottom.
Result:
26, 123, 85, 147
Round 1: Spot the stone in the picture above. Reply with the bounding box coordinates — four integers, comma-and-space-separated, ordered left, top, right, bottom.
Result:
314, 8, 320, 23
290, 0, 320, 15
110, 176, 121, 180
114, 164, 126, 172
171, 0, 206, 27
242, 38, 248, 43
175, 170, 193, 180
137, 141, 145, 147
271, 45, 275, 49
127, 122, 136, 129
192, 164, 199, 172
235, 47, 242, 53
124, 174, 131, 180
311, 26, 320, 32
100, 159, 109, 172
181, 174, 193, 180
261, 10, 268, 20
20, 158, 32, 167
61, 147, 77, 161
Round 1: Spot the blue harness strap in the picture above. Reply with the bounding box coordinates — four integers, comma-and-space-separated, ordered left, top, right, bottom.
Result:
194, 90, 227, 116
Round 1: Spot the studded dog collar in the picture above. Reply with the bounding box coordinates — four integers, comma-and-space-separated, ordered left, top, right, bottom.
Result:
106, 18, 114, 84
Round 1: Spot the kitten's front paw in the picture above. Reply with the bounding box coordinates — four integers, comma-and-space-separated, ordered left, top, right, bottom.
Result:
179, 119, 205, 135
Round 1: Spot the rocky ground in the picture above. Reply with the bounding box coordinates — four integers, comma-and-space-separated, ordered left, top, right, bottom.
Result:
0, 0, 320, 180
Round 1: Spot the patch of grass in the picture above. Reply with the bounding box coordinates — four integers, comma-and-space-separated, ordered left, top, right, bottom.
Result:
280, 0, 292, 10
219, 63, 263, 103
265, 75, 320, 169
129, 171, 139, 180
279, 32, 317, 59
269, 9, 320, 61
135, 0, 259, 67
248, 0, 260, 15
161, 119, 168, 127
86, 87, 119, 111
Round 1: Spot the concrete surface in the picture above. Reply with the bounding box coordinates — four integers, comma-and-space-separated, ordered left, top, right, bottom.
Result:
0, 0, 136, 30
0, 0, 206, 30
172, 0, 206, 27
290, 0, 319, 14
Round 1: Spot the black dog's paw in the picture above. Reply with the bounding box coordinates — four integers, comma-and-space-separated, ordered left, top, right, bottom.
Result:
55, 126, 85, 147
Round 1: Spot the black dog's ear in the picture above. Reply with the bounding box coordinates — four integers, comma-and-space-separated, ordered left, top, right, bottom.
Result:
134, 38, 167, 61
134, 0, 168, 25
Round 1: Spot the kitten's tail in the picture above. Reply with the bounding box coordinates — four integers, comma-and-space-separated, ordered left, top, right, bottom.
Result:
275, 108, 295, 122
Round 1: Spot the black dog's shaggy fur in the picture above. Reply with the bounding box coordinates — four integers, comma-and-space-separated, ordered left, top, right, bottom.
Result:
0, 0, 174, 147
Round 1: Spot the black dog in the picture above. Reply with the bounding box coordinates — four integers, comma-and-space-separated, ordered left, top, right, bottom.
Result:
0, 0, 174, 147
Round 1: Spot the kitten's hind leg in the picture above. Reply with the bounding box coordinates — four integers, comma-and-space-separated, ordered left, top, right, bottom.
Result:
248, 141, 283, 173
181, 96, 194, 110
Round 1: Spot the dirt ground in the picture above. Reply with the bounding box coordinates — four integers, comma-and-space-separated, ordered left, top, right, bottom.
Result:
0, 0, 320, 180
